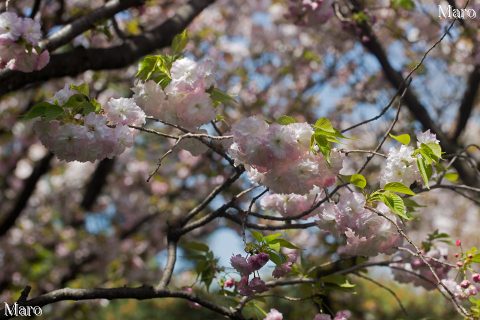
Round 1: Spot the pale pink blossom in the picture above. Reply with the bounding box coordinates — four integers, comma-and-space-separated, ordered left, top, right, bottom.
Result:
264, 309, 283, 320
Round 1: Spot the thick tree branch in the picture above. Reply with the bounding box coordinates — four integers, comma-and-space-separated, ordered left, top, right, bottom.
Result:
41, 0, 144, 51
0, 0, 216, 96
348, 1, 479, 187
80, 158, 115, 211
451, 64, 480, 140
0, 286, 240, 320
0, 153, 54, 238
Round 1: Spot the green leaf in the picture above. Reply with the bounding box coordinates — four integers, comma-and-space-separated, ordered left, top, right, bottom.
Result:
269, 242, 281, 252
70, 83, 89, 96
383, 182, 415, 195
314, 118, 335, 133
251, 231, 264, 242
471, 254, 480, 263
183, 241, 210, 252
263, 233, 282, 243
63, 94, 96, 116
444, 172, 459, 182
171, 29, 188, 55
392, 0, 415, 10
91, 99, 102, 113
269, 239, 300, 249
23, 102, 64, 120
136, 56, 157, 80
276, 115, 297, 125
136, 55, 173, 88
350, 173, 367, 189
208, 88, 237, 107
267, 251, 286, 265
381, 192, 411, 220
313, 133, 332, 162
416, 156, 430, 188
425, 142, 442, 160
389, 133, 411, 145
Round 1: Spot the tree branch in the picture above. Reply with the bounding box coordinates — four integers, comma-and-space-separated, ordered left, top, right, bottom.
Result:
0, 153, 54, 238
0, 286, 239, 320
451, 64, 480, 140
0, 0, 216, 96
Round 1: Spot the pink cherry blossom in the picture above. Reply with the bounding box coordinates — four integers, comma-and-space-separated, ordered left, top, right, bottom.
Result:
104, 97, 146, 126
263, 308, 283, 320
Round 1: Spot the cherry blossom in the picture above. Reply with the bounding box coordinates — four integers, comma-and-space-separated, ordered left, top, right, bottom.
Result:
318, 191, 403, 256
263, 308, 283, 320
0, 12, 49, 72
229, 117, 342, 194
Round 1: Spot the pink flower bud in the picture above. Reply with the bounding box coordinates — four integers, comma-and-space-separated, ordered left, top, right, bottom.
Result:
455, 240, 462, 247
224, 278, 235, 288
457, 261, 464, 268
472, 273, 480, 283
460, 280, 471, 288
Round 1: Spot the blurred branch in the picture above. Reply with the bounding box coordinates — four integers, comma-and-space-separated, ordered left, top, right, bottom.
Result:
346, 0, 480, 188
156, 238, 178, 289
41, 0, 143, 51
451, 64, 480, 140
0, 153, 54, 238
0, 0, 216, 96
29, 0, 42, 18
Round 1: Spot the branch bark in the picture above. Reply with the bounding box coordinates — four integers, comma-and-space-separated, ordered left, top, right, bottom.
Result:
0, 0, 216, 96
0, 286, 240, 320
0, 153, 54, 238
451, 64, 480, 140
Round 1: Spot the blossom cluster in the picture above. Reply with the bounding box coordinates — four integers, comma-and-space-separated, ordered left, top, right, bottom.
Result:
230, 251, 297, 296
313, 310, 352, 320
380, 130, 440, 187
318, 191, 403, 256
392, 247, 451, 290
34, 85, 145, 162
260, 186, 323, 219
132, 57, 216, 131
285, 0, 333, 26
229, 117, 342, 194
263, 309, 351, 320
0, 12, 49, 72
442, 275, 480, 300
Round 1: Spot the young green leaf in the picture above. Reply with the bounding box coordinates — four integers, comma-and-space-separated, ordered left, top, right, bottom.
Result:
269, 239, 300, 249
389, 133, 411, 145
416, 156, 430, 188
350, 173, 367, 189
383, 182, 415, 195
183, 241, 210, 252
70, 83, 89, 96
23, 102, 64, 120
208, 88, 237, 107
263, 233, 282, 243
314, 117, 335, 133
171, 29, 188, 55
381, 192, 411, 220
276, 115, 297, 125
251, 230, 264, 242
444, 172, 459, 182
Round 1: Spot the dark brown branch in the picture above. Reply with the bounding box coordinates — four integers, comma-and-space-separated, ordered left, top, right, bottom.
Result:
29, 0, 42, 19
0, 153, 54, 238
349, 0, 479, 187
42, 0, 143, 51
80, 158, 115, 211
451, 64, 480, 140
0, 286, 240, 320
0, 0, 216, 96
